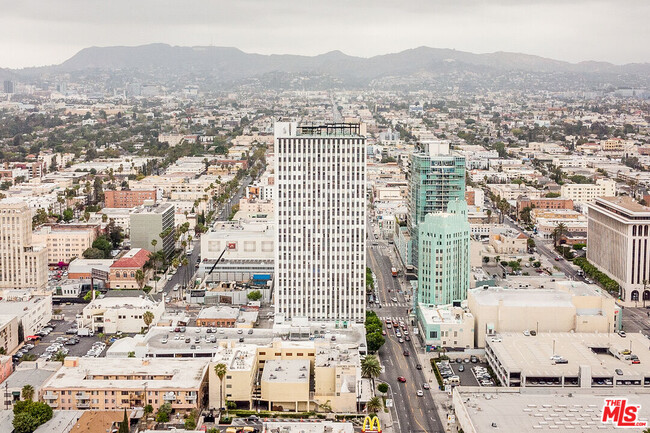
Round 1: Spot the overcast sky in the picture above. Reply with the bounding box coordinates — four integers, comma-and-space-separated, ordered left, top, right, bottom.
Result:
1, 0, 648, 68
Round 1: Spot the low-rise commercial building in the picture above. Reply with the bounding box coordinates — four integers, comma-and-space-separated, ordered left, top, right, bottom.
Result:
416, 305, 474, 350
454, 388, 650, 433
486, 332, 650, 389
0, 291, 52, 339
78, 292, 164, 334
489, 229, 527, 254
196, 306, 240, 328
108, 248, 151, 289
468, 282, 619, 348
41, 357, 209, 411
3, 360, 60, 406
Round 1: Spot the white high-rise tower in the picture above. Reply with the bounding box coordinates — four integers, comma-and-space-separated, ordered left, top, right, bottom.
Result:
274, 122, 366, 323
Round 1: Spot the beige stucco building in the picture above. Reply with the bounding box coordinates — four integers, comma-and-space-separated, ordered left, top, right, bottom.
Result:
560, 178, 616, 204
468, 281, 619, 348
78, 294, 164, 334
41, 357, 209, 412
489, 229, 528, 255
208, 340, 362, 413
33, 224, 99, 265
587, 196, 650, 303
0, 201, 48, 289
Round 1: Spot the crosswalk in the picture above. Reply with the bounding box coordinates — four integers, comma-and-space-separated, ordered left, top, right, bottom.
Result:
376, 302, 410, 308
376, 316, 413, 325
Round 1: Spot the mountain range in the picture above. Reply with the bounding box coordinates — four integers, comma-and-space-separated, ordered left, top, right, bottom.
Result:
8, 44, 650, 90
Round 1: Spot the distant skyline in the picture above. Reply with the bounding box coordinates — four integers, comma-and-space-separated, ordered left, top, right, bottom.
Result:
1, 0, 649, 69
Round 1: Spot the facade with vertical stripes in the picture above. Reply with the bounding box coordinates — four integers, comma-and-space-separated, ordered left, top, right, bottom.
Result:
274, 122, 366, 323
587, 196, 650, 303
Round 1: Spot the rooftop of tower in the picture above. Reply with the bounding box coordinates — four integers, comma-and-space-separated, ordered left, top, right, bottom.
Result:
296, 122, 361, 137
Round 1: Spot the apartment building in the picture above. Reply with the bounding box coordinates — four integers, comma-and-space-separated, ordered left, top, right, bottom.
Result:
130, 203, 175, 258
104, 190, 157, 208
208, 339, 363, 413
274, 123, 366, 323
41, 357, 209, 411
409, 141, 466, 267
587, 196, 650, 302
33, 223, 99, 265
489, 229, 528, 254
516, 197, 574, 215
0, 201, 48, 289
560, 178, 616, 204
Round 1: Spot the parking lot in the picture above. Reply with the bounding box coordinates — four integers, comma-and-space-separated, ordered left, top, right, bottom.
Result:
14, 317, 108, 364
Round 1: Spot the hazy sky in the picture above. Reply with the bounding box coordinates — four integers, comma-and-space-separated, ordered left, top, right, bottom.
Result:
1, 0, 648, 68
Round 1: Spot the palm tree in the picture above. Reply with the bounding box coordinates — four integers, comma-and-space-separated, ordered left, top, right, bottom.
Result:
53, 350, 66, 363
214, 363, 227, 411
135, 269, 145, 290
486, 209, 492, 224
143, 311, 154, 328
21, 384, 34, 401
553, 222, 567, 248
361, 355, 382, 388
150, 239, 158, 292
366, 396, 383, 413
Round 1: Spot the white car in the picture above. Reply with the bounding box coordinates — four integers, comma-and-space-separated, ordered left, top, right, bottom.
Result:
416, 390, 424, 397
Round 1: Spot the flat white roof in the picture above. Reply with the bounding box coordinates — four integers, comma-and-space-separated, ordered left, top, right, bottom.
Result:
489, 332, 650, 378
457, 389, 650, 433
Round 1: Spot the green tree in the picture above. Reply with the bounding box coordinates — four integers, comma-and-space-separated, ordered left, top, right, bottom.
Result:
118, 409, 129, 433
52, 350, 67, 363
83, 290, 100, 302
377, 382, 389, 396
12, 401, 53, 433
246, 290, 262, 302
127, 351, 135, 358
21, 384, 34, 401
366, 396, 383, 413
144, 404, 153, 415
82, 247, 104, 259
184, 412, 197, 430
214, 363, 227, 410
92, 236, 112, 258
62, 208, 74, 222
155, 402, 172, 423
553, 222, 568, 248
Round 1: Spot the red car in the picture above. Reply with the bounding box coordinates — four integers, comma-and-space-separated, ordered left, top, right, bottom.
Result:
381, 330, 387, 336
397, 376, 407, 383
403, 350, 410, 356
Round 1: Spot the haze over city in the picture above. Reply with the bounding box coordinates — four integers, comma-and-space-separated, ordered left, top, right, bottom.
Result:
0, 2, 650, 433
1, 0, 650, 68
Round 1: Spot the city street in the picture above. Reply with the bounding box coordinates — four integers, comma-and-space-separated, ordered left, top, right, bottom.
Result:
367, 218, 445, 433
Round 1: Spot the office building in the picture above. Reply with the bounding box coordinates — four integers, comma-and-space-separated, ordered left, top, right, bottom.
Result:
587, 196, 650, 302
78, 291, 164, 334
130, 202, 175, 258
417, 199, 470, 306
2, 80, 13, 94
0, 202, 48, 289
408, 141, 465, 267
274, 123, 366, 323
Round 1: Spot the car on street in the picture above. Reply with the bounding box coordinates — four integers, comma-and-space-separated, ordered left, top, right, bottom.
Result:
391, 297, 398, 302
416, 364, 422, 370
618, 331, 626, 338
403, 350, 410, 356
398, 338, 404, 343
416, 390, 424, 397
404, 336, 411, 341
616, 369, 623, 375
381, 330, 386, 336
423, 383, 430, 390
397, 376, 407, 383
